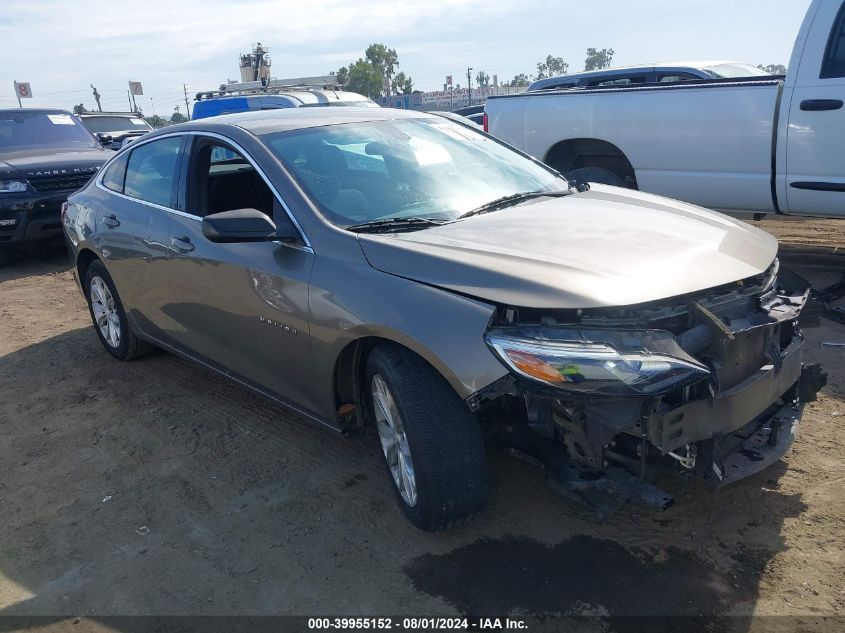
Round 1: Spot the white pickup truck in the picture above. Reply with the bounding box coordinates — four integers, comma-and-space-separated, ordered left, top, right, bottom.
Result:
485, 0, 845, 218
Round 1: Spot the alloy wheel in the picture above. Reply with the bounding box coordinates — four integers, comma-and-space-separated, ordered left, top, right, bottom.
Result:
371, 373, 418, 507
90, 275, 121, 349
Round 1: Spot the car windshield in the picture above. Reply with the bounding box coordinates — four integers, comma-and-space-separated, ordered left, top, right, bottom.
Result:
702, 63, 769, 79
81, 116, 151, 134
0, 111, 97, 150
262, 117, 566, 227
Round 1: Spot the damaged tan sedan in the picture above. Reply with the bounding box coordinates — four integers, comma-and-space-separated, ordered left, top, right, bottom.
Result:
63, 108, 825, 531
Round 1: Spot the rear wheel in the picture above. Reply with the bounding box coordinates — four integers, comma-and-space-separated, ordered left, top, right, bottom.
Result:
366, 344, 488, 531
84, 260, 154, 361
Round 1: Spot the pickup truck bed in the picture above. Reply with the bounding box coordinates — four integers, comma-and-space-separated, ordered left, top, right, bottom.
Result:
487, 78, 785, 213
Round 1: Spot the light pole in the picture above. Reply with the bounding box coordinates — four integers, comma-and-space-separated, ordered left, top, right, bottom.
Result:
467, 67, 473, 106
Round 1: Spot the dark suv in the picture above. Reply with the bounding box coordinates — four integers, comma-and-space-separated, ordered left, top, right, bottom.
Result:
0, 109, 107, 263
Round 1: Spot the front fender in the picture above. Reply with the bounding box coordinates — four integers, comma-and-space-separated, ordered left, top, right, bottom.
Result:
307, 256, 508, 422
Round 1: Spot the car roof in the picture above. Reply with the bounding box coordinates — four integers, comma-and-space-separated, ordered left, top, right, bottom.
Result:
79, 112, 140, 117
196, 90, 373, 104
0, 107, 72, 115
528, 60, 748, 89
186, 106, 434, 135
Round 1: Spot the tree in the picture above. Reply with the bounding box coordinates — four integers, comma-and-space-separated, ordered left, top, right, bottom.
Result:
584, 47, 615, 71
536, 55, 569, 80
332, 67, 348, 87
336, 44, 414, 98
505, 73, 531, 87
757, 63, 787, 75
475, 70, 490, 88
72, 104, 86, 114
365, 43, 398, 97
171, 107, 187, 124
391, 71, 414, 95
143, 114, 168, 129
344, 58, 384, 98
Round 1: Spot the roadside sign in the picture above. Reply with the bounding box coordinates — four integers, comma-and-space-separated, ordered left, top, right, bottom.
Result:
13, 81, 32, 108
446, 75, 453, 86
129, 81, 144, 96
15, 82, 32, 98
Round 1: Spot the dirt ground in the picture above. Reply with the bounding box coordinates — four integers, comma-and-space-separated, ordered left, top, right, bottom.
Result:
1, 218, 844, 630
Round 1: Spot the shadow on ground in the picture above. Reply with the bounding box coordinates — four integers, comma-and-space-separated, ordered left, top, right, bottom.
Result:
0, 323, 812, 629
0, 247, 71, 284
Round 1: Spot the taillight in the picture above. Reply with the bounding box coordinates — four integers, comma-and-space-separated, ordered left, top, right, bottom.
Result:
482, 112, 489, 133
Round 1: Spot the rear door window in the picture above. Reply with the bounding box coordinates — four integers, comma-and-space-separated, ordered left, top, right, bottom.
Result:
124, 136, 183, 207
821, 1, 845, 78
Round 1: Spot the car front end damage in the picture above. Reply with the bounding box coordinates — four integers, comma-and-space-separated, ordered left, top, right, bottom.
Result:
469, 260, 826, 510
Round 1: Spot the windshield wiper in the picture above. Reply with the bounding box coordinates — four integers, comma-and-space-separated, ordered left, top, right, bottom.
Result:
346, 217, 449, 233
458, 190, 572, 219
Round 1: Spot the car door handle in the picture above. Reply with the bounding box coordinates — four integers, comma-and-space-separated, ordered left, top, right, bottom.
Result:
800, 99, 843, 111
101, 214, 120, 228
170, 236, 195, 253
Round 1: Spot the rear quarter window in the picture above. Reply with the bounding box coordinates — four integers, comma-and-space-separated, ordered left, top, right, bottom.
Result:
101, 153, 128, 193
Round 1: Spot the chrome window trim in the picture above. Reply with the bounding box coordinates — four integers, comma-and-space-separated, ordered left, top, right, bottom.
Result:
95, 181, 201, 221
94, 129, 314, 251
95, 132, 197, 220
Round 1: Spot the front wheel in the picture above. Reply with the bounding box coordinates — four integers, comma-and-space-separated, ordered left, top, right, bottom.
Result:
366, 344, 488, 531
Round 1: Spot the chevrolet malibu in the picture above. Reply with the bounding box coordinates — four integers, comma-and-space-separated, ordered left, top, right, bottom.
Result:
63, 108, 824, 531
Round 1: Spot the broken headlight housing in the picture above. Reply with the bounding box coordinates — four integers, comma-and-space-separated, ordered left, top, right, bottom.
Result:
485, 328, 710, 396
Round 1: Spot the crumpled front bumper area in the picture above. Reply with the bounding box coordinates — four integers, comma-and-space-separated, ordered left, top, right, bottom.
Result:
481, 265, 828, 510
663, 361, 825, 487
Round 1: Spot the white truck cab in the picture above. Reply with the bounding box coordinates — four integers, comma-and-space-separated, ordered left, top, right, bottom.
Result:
485, 0, 845, 218
781, 0, 845, 216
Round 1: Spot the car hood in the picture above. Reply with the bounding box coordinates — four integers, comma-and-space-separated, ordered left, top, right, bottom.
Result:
357, 185, 778, 309
0, 147, 107, 178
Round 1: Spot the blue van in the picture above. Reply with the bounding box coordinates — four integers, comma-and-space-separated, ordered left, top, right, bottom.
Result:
192, 90, 378, 120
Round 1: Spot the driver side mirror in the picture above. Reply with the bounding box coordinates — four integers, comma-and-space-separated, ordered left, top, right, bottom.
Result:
202, 208, 301, 244
95, 132, 113, 146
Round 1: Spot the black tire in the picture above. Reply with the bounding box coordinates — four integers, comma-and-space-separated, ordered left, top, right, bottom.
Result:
366, 344, 488, 531
84, 260, 155, 361
566, 166, 627, 188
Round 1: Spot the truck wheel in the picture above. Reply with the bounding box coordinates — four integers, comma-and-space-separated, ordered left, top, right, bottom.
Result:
566, 167, 627, 188
84, 260, 154, 361
366, 343, 488, 531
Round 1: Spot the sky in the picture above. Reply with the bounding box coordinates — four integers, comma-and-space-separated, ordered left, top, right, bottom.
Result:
0, 0, 812, 117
